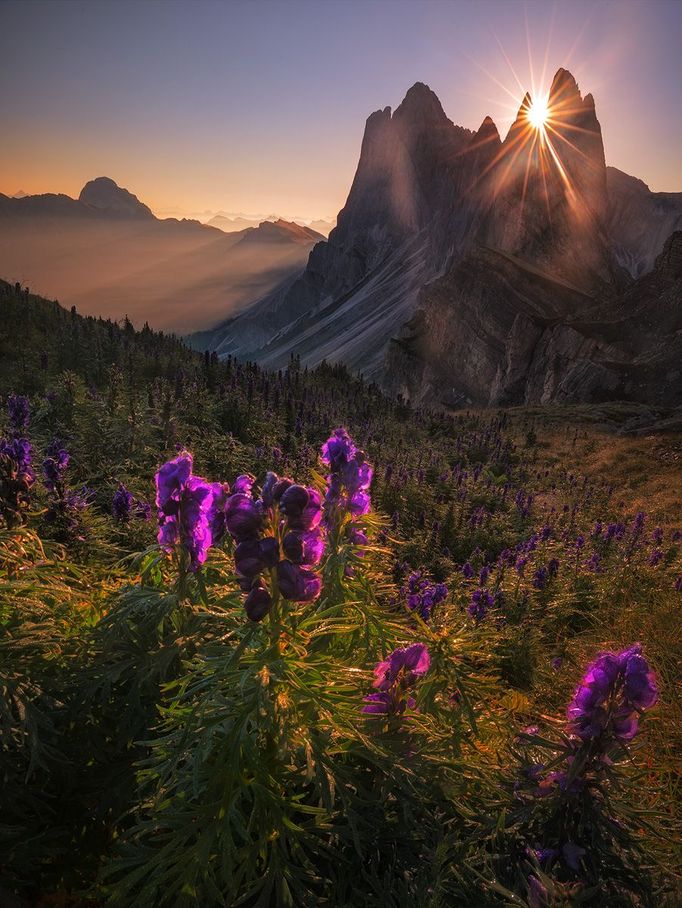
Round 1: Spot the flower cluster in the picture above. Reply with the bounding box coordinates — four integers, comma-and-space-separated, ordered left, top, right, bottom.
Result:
7, 393, 30, 434
42, 440, 70, 494
321, 427, 373, 528
402, 571, 448, 621
468, 588, 494, 621
0, 436, 35, 525
224, 472, 325, 620
112, 483, 151, 522
566, 643, 658, 742
363, 643, 430, 718
155, 452, 217, 572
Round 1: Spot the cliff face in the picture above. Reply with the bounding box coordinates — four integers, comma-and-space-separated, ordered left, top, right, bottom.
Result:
606, 167, 682, 277
198, 82, 479, 375
199, 69, 680, 407
386, 232, 682, 407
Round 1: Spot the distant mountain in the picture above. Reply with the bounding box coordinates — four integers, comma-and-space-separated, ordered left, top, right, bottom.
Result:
79, 176, 154, 218
606, 167, 682, 277
0, 179, 319, 333
206, 215, 325, 240
238, 219, 324, 245
12, 190, 28, 198
207, 214, 277, 232
198, 69, 681, 407
308, 218, 335, 237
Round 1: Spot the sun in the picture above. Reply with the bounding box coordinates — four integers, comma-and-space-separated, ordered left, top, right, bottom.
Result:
527, 94, 549, 130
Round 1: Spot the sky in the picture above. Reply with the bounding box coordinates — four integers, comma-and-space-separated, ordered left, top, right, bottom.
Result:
1, 0, 681, 220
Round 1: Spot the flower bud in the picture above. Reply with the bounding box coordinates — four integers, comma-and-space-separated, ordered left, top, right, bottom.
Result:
245, 586, 272, 621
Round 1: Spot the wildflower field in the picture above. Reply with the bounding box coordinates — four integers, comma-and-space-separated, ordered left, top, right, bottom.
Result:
1, 281, 681, 907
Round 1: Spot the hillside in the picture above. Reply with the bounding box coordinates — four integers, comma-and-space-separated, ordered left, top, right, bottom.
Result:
1, 278, 681, 905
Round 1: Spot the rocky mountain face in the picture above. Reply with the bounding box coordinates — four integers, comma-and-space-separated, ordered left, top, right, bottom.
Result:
202, 68, 680, 407
606, 166, 682, 277
198, 83, 477, 375
386, 231, 682, 407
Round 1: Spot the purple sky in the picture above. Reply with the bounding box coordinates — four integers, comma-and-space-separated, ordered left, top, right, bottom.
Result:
1, 0, 680, 219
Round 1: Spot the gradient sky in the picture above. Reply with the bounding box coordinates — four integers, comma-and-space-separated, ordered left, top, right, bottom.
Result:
1, 0, 681, 220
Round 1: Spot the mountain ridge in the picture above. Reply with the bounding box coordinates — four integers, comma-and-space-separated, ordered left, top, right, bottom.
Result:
0, 179, 321, 333
194, 69, 682, 407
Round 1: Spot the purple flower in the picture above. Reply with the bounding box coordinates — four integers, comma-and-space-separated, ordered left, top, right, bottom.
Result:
403, 571, 447, 621
177, 477, 214, 571
155, 452, 214, 571
462, 562, 474, 580
0, 437, 34, 479
532, 567, 548, 590
7, 394, 29, 433
647, 548, 663, 566
321, 427, 373, 532
43, 440, 70, 493
226, 470, 326, 611
528, 846, 558, 865
567, 643, 658, 742
136, 500, 152, 521
281, 484, 323, 531
233, 473, 256, 495
235, 538, 265, 577
112, 483, 134, 521
606, 522, 625, 541
348, 527, 368, 556
225, 493, 263, 542
468, 588, 493, 622
373, 643, 430, 690
0, 436, 36, 523
363, 643, 430, 718
585, 552, 602, 573
207, 481, 230, 544
155, 452, 192, 516
515, 556, 528, 576
244, 585, 272, 622
320, 427, 356, 469
276, 559, 322, 602
282, 528, 325, 565
259, 536, 279, 568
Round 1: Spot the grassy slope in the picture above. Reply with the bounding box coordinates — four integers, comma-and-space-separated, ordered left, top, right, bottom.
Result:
1, 279, 680, 902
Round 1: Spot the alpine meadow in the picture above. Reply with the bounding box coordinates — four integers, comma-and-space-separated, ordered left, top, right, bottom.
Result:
1, 1, 681, 906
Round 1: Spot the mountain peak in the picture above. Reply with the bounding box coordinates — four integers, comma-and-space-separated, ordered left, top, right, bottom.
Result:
79, 176, 154, 218
549, 67, 583, 105
394, 81, 449, 125
476, 115, 501, 142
